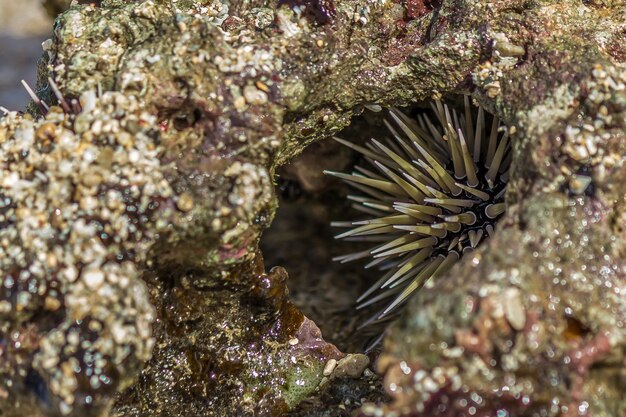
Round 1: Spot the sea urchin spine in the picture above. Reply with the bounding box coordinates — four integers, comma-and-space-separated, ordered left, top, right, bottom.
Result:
324, 97, 510, 326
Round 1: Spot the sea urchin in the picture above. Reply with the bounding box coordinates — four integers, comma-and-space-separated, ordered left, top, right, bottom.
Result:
324, 97, 511, 330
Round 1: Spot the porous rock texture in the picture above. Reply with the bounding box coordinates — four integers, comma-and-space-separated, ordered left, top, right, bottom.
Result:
0, 0, 625, 416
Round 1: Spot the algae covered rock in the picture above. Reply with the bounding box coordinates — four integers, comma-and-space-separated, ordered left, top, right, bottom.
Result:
1, 0, 626, 416
0, 88, 341, 416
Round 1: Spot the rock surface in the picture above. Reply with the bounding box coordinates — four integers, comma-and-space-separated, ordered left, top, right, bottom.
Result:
0, 0, 625, 416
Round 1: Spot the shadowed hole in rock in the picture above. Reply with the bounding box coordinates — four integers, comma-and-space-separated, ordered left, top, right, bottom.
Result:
262, 96, 511, 354
563, 316, 590, 342
262, 116, 388, 353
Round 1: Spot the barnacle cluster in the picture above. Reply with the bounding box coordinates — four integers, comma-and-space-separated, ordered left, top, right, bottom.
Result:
327, 97, 511, 330
0, 90, 175, 414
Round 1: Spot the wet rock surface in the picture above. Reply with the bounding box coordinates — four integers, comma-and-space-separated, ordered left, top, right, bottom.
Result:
0, 0, 625, 416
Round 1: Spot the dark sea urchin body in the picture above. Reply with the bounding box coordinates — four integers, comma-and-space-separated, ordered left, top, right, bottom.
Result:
325, 97, 510, 332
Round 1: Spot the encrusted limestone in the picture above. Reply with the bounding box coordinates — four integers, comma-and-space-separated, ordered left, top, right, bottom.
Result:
1, 0, 625, 416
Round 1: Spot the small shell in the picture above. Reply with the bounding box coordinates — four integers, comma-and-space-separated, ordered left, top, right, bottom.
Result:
503, 288, 526, 331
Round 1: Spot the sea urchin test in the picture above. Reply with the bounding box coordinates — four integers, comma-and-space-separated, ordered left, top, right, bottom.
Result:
325, 97, 510, 328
